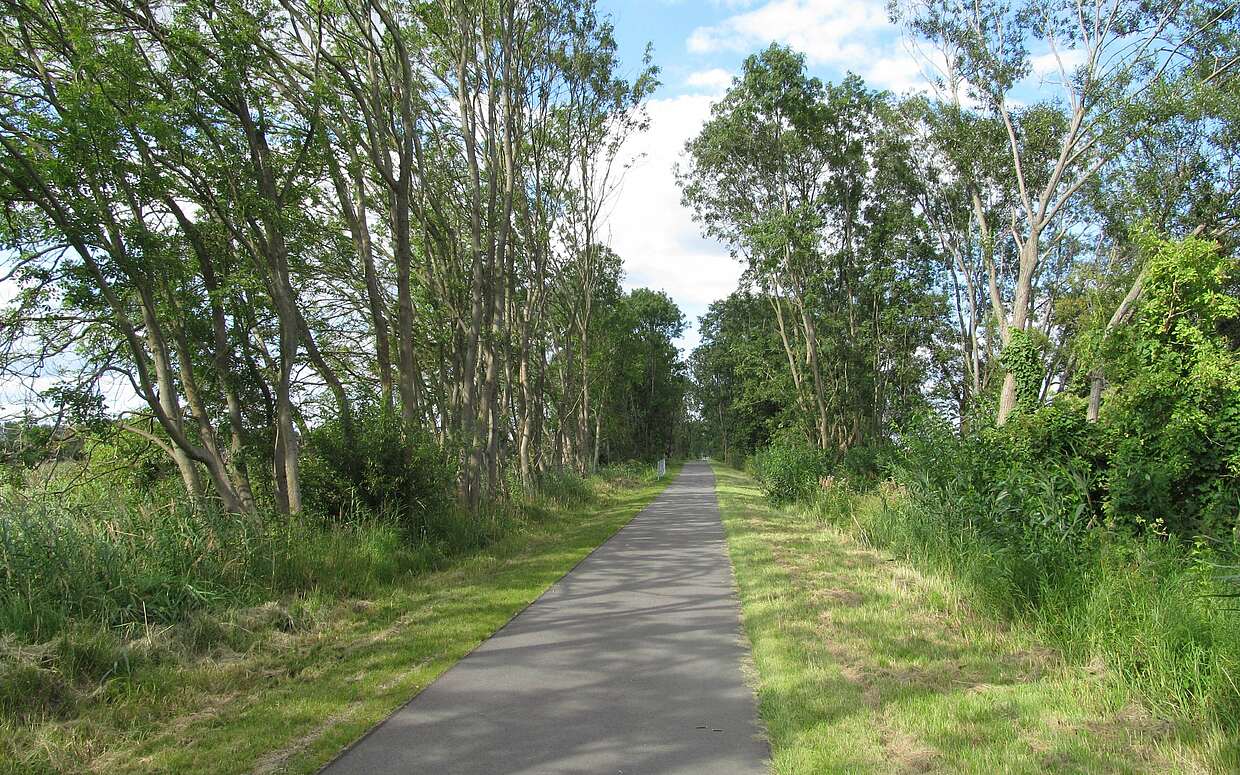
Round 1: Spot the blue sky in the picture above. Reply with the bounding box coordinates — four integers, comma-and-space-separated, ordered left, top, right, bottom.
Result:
601, 0, 923, 98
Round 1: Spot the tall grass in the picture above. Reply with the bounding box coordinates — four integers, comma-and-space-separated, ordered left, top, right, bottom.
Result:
0, 456, 671, 727
801, 479, 1240, 754
0, 469, 621, 643
0, 485, 427, 643
744, 408, 1240, 763
597, 459, 669, 486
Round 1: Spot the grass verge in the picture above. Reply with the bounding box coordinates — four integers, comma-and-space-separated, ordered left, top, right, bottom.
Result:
1, 463, 679, 774
712, 463, 1220, 774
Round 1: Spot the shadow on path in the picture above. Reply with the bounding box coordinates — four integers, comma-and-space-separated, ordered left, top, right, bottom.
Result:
321, 462, 769, 775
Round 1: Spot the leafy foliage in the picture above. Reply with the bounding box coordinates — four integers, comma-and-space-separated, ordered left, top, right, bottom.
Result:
300, 406, 456, 541
593, 288, 688, 462
683, 47, 944, 457
1099, 231, 1240, 535
750, 433, 825, 503
998, 329, 1044, 414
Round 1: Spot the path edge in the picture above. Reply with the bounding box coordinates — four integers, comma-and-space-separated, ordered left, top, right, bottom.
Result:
707, 461, 774, 761
313, 463, 687, 774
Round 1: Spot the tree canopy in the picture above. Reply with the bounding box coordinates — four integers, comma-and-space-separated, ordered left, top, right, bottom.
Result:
0, 0, 683, 518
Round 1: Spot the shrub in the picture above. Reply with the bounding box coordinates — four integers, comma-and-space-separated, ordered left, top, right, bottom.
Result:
300, 405, 456, 541
898, 409, 1100, 543
597, 459, 659, 486
838, 441, 894, 482
531, 470, 594, 508
853, 393, 1240, 733
1094, 231, 1240, 537
751, 433, 825, 503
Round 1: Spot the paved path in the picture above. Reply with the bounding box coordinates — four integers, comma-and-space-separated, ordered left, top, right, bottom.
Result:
322, 462, 768, 774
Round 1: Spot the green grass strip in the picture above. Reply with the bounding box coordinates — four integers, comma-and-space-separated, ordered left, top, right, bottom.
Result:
712, 463, 1214, 774
3, 465, 679, 775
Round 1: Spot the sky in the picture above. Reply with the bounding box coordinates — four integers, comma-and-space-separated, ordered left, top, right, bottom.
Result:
596, 0, 939, 353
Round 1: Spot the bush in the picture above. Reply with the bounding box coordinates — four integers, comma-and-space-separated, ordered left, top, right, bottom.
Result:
597, 459, 661, 486
748, 434, 893, 504
300, 405, 456, 541
838, 441, 894, 482
531, 470, 594, 508
1093, 231, 1240, 537
750, 433, 825, 503
895, 408, 1100, 554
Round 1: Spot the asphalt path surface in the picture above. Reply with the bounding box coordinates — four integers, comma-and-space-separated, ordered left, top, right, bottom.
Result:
321, 461, 769, 774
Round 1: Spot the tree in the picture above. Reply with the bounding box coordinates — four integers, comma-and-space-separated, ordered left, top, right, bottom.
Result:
0, 0, 668, 516
680, 46, 944, 452
896, 0, 1203, 423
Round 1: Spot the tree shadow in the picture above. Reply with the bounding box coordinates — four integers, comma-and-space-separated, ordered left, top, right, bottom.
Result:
712, 464, 1185, 774
319, 462, 770, 774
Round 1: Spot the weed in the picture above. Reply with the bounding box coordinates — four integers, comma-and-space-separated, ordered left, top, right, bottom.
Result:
714, 463, 1228, 773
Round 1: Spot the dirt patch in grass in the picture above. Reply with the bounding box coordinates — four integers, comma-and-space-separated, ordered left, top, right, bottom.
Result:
160, 691, 243, 739
1080, 703, 1178, 760
812, 588, 865, 607
878, 716, 938, 774
252, 706, 361, 775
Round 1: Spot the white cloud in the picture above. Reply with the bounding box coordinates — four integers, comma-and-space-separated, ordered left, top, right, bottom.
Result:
863, 53, 929, 94
0, 277, 17, 307
688, 0, 889, 64
685, 68, 734, 94
1029, 48, 1087, 83
603, 94, 743, 352
686, 0, 939, 97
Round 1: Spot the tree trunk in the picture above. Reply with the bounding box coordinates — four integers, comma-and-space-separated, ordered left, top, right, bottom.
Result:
997, 232, 1040, 425
393, 185, 419, 433
328, 148, 394, 410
